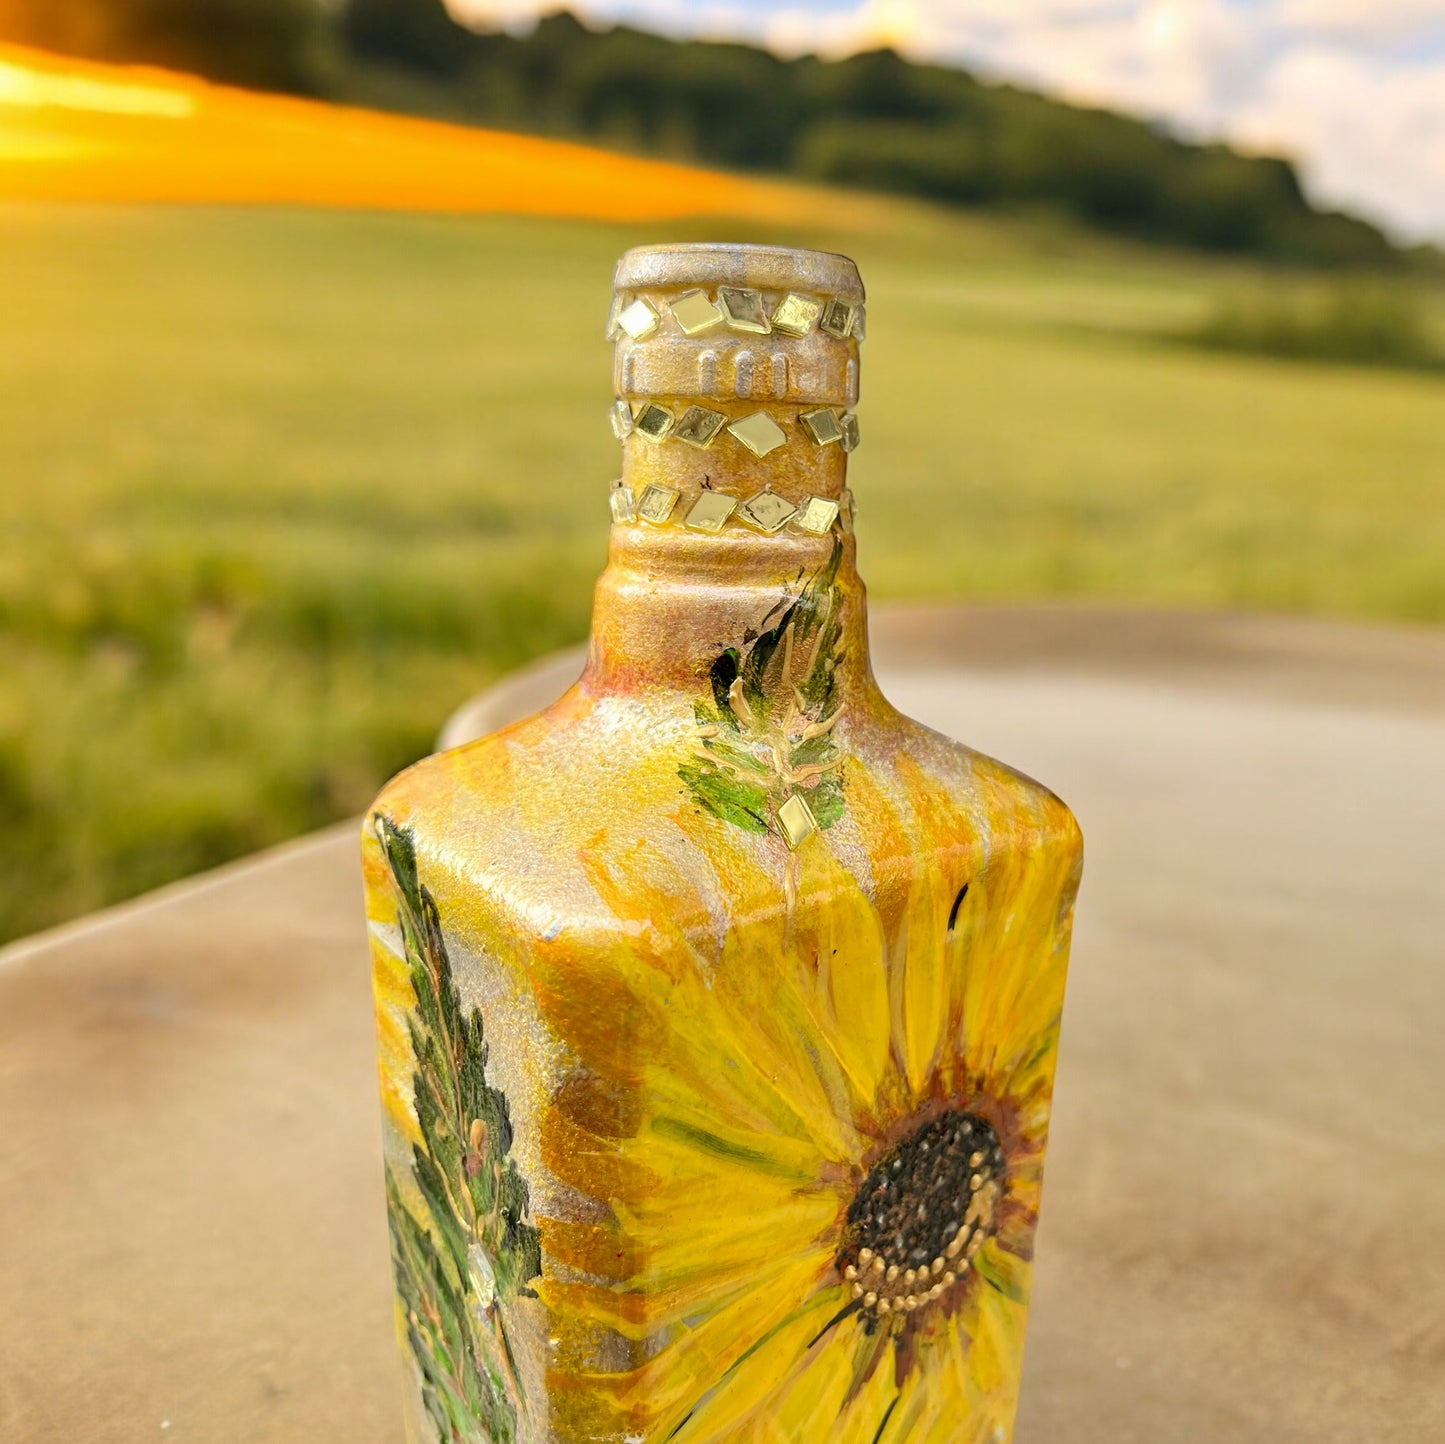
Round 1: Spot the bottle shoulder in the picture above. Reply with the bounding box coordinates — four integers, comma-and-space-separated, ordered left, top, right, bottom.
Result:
879, 706, 1083, 854
365, 683, 1081, 946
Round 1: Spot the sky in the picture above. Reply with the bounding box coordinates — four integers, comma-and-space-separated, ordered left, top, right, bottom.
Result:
451, 0, 1445, 244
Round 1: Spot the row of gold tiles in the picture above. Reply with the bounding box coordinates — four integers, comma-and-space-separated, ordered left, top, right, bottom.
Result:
609, 480, 849, 536
608, 286, 865, 343
610, 399, 860, 457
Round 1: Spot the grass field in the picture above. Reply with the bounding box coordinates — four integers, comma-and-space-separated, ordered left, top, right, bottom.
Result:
2, 200, 1443, 942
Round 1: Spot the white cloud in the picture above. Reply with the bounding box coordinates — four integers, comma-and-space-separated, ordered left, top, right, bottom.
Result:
1272, 0, 1445, 45
450, 0, 558, 31
1232, 44, 1445, 239
448, 0, 1445, 241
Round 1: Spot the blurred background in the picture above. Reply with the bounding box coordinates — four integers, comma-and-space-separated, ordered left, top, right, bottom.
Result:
1, 0, 1442, 944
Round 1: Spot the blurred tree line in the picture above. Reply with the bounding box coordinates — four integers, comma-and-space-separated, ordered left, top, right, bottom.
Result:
0, 0, 332, 92
0, 0, 1399, 265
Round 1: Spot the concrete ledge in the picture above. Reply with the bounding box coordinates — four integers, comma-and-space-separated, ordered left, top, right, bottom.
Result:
440, 602, 1445, 750
2, 604, 1442, 1443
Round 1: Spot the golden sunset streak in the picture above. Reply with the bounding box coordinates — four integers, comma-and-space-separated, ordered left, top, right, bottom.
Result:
0, 43, 795, 220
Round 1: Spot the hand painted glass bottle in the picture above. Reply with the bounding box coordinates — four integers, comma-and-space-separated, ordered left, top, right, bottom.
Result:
363, 244, 1084, 1444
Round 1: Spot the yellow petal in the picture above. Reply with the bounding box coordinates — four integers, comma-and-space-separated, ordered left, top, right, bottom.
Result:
893, 756, 985, 1097
661, 1285, 850, 1443
765, 1323, 861, 1439
835, 1326, 902, 1439
806, 871, 892, 1114
955, 760, 1082, 1110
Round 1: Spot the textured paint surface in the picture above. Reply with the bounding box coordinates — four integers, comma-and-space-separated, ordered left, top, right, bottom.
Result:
364, 245, 1083, 1442
363, 559, 1081, 1440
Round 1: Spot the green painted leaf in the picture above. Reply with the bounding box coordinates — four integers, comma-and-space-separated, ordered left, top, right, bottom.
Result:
680, 538, 849, 843
809, 775, 846, 830
679, 762, 771, 834
375, 814, 540, 1444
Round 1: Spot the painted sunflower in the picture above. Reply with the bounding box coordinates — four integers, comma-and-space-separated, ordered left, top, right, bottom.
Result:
530, 755, 1082, 1443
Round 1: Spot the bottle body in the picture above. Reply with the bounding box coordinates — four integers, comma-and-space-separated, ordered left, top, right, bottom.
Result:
364, 245, 1082, 1443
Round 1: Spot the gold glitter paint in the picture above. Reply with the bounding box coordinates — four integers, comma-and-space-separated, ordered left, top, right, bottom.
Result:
365, 242, 1082, 1444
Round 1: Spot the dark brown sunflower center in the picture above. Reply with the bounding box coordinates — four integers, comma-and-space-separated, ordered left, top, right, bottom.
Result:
839, 1110, 1005, 1321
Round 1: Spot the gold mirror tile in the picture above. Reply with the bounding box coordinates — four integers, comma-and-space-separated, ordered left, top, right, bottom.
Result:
840, 412, 860, 452
738, 490, 797, 533
634, 402, 675, 441
718, 287, 772, 335
609, 485, 636, 523
819, 297, 857, 339
777, 793, 819, 850
684, 492, 739, 533
799, 408, 844, 446
727, 410, 787, 457
618, 297, 661, 340
637, 484, 680, 524
851, 303, 867, 341
794, 495, 841, 534
771, 293, 821, 337
609, 399, 634, 439
670, 289, 724, 336
604, 294, 625, 340
673, 405, 727, 449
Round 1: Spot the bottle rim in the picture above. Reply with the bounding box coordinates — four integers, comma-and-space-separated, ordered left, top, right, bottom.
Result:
613, 242, 864, 300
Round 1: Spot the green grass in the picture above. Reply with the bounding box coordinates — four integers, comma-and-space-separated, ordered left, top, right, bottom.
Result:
1183, 277, 1443, 370
1, 201, 1442, 942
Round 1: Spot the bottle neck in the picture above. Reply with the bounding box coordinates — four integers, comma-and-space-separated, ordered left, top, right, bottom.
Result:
582, 521, 874, 703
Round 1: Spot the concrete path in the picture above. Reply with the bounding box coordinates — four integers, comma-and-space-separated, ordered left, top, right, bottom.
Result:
2, 605, 1442, 1443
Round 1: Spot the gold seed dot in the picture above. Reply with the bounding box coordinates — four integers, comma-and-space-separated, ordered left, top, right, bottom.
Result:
872, 1256, 885, 1275
969, 1151, 984, 1168
903, 1268, 917, 1286
970, 1173, 983, 1190
943, 1271, 956, 1286
946, 1239, 962, 1259
929, 1283, 943, 1301
967, 1233, 984, 1258
864, 1291, 878, 1308
859, 1248, 873, 1264
931, 1257, 945, 1275
844, 1265, 858, 1281
877, 1298, 891, 1314
886, 1264, 899, 1282
852, 1282, 864, 1299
